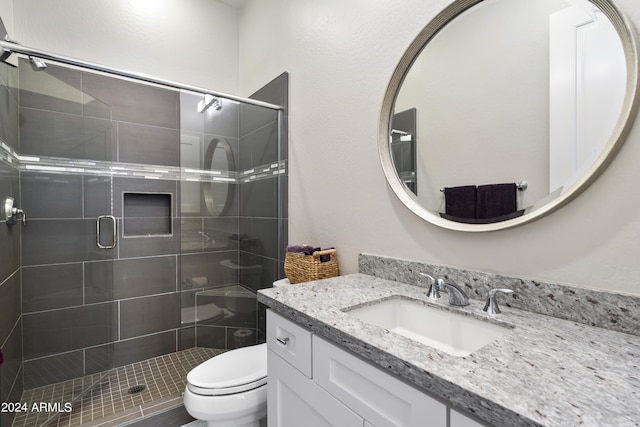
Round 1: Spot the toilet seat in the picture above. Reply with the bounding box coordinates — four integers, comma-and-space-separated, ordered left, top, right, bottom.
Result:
187, 343, 267, 396
187, 376, 266, 396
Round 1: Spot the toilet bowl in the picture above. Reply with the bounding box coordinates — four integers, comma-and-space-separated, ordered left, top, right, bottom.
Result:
183, 343, 267, 427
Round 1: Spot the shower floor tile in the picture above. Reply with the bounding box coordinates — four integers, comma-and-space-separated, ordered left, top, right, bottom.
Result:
13, 347, 223, 427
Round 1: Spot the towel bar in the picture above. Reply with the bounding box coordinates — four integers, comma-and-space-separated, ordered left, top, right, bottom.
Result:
440, 181, 527, 192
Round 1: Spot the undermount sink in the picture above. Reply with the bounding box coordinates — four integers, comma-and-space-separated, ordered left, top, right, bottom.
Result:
344, 296, 512, 357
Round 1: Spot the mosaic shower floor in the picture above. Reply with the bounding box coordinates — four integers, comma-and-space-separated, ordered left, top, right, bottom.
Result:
13, 347, 224, 427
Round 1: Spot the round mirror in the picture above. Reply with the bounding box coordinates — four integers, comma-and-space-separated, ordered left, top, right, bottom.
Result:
203, 137, 235, 216
379, 0, 639, 231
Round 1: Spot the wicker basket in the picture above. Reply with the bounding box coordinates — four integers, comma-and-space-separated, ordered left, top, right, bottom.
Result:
284, 249, 339, 284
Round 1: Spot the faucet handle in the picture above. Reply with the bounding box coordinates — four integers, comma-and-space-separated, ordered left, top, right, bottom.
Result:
419, 273, 441, 300
16, 208, 26, 225
483, 288, 514, 314
4, 197, 26, 226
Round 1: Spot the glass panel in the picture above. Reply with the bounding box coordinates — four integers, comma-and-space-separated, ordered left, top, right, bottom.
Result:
179, 90, 281, 360
13, 58, 117, 427
179, 90, 240, 358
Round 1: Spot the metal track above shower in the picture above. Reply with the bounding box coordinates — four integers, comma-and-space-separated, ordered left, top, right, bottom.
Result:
0, 142, 286, 184
0, 39, 283, 111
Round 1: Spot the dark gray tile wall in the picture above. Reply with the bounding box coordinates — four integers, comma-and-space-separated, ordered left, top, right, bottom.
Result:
85, 256, 177, 302
82, 72, 179, 129
22, 302, 118, 360
23, 350, 84, 389
117, 122, 180, 167
14, 63, 288, 393
120, 294, 181, 339
20, 108, 115, 160
241, 73, 289, 343
22, 264, 84, 312
0, 60, 23, 427
0, 82, 19, 152
18, 64, 192, 390
19, 60, 83, 114
240, 73, 289, 280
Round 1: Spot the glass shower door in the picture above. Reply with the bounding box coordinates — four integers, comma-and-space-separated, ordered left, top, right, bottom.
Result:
178, 87, 283, 358
17, 58, 117, 427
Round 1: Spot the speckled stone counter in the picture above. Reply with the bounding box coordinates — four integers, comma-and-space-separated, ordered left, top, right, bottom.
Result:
359, 253, 640, 336
257, 274, 640, 427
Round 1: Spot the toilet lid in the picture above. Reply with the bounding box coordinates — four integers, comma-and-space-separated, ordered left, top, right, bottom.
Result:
187, 343, 267, 396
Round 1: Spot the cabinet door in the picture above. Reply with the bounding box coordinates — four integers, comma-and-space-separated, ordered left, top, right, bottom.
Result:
313, 336, 447, 427
268, 349, 364, 427
267, 309, 313, 377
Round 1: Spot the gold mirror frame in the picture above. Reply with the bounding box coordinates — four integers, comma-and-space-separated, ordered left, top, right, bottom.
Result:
378, 0, 640, 232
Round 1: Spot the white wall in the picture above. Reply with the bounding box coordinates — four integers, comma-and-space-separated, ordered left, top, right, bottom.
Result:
0, 0, 13, 36
12, 0, 240, 93
239, 0, 640, 296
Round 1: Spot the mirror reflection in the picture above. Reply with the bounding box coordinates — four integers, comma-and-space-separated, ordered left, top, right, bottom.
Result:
204, 137, 235, 216
392, 0, 627, 225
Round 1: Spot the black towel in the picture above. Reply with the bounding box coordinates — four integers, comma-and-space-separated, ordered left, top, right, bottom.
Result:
476, 183, 517, 220
444, 185, 477, 219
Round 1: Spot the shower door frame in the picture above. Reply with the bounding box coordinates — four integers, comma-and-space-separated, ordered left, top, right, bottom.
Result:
0, 40, 282, 111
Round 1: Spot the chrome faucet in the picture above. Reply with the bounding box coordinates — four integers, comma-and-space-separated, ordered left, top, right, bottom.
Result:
419, 273, 469, 306
483, 288, 514, 314
439, 281, 469, 306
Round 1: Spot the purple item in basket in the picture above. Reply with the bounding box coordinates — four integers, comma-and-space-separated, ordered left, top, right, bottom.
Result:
286, 245, 334, 261
286, 245, 317, 254
286, 245, 304, 253
319, 247, 335, 262
304, 247, 321, 255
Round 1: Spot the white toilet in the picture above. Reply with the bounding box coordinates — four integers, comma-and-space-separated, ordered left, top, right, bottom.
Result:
183, 343, 267, 427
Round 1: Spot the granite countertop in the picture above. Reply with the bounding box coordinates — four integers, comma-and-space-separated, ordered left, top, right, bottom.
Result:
257, 273, 640, 427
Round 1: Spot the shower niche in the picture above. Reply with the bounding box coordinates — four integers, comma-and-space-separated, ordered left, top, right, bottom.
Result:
123, 192, 173, 236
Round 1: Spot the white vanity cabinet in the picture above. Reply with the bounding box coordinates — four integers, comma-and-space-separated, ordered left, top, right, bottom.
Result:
267, 309, 448, 427
267, 310, 363, 426
313, 335, 447, 426
268, 349, 364, 426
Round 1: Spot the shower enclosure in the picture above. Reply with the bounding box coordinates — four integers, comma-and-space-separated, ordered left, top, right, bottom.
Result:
0, 36, 287, 427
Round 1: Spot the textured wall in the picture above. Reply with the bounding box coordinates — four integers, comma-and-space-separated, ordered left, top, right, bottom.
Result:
239, 0, 640, 296
12, 0, 240, 93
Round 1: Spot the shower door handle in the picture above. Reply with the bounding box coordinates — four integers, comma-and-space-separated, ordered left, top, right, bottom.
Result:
96, 215, 117, 249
